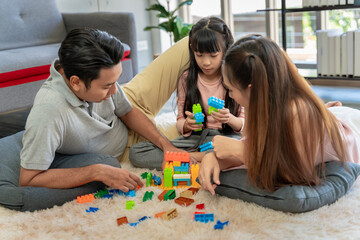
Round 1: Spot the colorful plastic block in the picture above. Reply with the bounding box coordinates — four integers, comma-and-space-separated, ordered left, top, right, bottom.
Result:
76, 194, 95, 203
192, 103, 202, 114
188, 187, 200, 195
191, 164, 200, 187
214, 220, 229, 230
173, 178, 191, 186
162, 208, 178, 221
152, 174, 162, 185
116, 216, 128, 226
158, 190, 168, 201
180, 189, 193, 198
85, 207, 99, 213
164, 167, 173, 188
174, 196, 194, 207
199, 141, 213, 152
164, 189, 176, 201
194, 112, 204, 123
126, 200, 135, 210
196, 203, 205, 210
125, 190, 136, 197
208, 96, 225, 114
142, 191, 154, 202
141, 172, 148, 179
101, 194, 113, 199
94, 189, 109, 199
155, 211, 166, 218
194, 213, 214, 223
164, 152, 190, 162
146, 172, 152, 187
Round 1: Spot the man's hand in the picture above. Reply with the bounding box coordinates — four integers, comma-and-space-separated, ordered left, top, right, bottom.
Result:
98, 165, 144, 192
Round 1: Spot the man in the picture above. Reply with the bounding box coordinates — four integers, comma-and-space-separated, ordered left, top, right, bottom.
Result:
19, 28, 183, 192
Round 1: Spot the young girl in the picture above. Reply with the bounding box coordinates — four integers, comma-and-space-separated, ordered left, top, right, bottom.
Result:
199, 34, 360, 194
129, 17, 245, 170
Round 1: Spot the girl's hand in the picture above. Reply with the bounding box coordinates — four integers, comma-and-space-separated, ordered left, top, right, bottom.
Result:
198, 152, 220, 195
212, 135, 240, 161
211, 108, 230, 124
325, 101, 342, 108
183, 111, 203, 132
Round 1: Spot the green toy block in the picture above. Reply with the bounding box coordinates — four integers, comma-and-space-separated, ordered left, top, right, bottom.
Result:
192, 103, 202, 113
164, 190, 176, 201
146, 172, 152, 187
141, 172, 148, 179
209, 106, 218, 114
126, 200, 135, 210
94, 189, 109, 199
142, 191, 154, 202
164, 168, 173, 188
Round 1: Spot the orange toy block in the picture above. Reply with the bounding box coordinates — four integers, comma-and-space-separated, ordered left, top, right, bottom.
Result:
155, 211, 166, 218
158, 190, 168, 201
164, 152, 190, 162
174, 196, 194, 207
76, 194, 95, 203
188, 187, 200, 195
116, 216, 128, 226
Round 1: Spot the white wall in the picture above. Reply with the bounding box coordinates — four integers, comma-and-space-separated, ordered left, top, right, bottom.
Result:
55, 0, 154, 72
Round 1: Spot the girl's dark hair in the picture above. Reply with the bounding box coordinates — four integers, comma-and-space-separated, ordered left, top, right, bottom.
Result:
58, 28, 124, 88
178, 16, 238, 133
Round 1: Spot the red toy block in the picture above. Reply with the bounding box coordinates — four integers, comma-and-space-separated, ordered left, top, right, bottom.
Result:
158, 190, 168, 201
196, 203, 205, 210
174, 197, 194, 207
117, 216, 128, 226
188, 187, 200, 195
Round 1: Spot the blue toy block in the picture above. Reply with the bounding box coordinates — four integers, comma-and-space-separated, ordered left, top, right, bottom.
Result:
199, 141, 213, 152
173, 166, 189, 172
214, 220, 229, 230
208, 96, 225, 114
194, 213, 214, 223
125, 190, 136, 197
173, 178, 191, 186
101, 194, 113, 199
152, 174, 162, 185
194, 112, 204, 123
86, 207, 99, 213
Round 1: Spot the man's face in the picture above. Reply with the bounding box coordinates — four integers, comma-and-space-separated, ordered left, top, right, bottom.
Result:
75, 62, 122, 103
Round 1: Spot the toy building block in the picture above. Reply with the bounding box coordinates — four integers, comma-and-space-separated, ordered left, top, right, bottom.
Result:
101, 194, 113, 199
94, 189, 109, 199
180, 189, 193, 198
194, 213, 214, 223
116, 216, 128, 226
126, 200, 135, 210
162, 208, 178, 221
141, 172, 148, 179
164, 189, 176, 201
173, 163, 189, 173
192, 103, 202, 114
196, 203, 205, 210
199, 141, 213, 152
125, 190, 136, 197
146, 172, 152, 187
173, 178, 191, 186
164, 167, 173, 188
76, 194, 95, 204
208, 96, 225, 114
173, 161, 181, 167
158, 190, 168, 201
192, 103, 203, 132
174, 196, 194, 207
214, 220, 229, 230
191, 164, 200, 188
142, 191, 154, 202
164, 152, 190, 162
155, 211, 166, 218
152, 174, 162, 185
188, 187, 200, 195
86, 207, 99, 213
193, 212, 206, 220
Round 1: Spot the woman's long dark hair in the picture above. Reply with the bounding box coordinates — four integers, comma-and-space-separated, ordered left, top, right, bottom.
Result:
178, 17, 239, 133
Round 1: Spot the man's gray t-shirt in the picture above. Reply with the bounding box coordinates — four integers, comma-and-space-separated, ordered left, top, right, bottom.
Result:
20, 61, 132, 170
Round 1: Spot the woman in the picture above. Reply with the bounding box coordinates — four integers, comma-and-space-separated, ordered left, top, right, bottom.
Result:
199, 35, 360, 195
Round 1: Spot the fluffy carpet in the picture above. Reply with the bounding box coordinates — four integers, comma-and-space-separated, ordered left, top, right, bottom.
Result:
0, 112, 360, 239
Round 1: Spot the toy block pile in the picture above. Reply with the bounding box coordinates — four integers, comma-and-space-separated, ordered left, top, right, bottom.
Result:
208, 96, 225, 114
192, 103, 204, 131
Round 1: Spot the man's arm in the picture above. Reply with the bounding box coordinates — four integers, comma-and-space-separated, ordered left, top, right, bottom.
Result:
19, 164, 143, 191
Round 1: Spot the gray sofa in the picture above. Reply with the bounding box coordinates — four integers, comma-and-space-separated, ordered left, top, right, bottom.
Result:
0, 0, 138, 114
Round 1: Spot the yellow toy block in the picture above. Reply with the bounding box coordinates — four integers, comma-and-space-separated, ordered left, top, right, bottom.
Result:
191, 164, 200, 188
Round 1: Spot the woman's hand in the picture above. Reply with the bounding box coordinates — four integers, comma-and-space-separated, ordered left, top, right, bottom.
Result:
198, 152, 220, 195
212, 135, 241, 161
183, 111, 203, 133
325, 101, 342, 108
211, 108, 230, 124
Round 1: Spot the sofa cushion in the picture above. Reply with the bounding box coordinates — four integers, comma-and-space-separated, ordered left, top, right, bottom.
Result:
0, 0, 67, 51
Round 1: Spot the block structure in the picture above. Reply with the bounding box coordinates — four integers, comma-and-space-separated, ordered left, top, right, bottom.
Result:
208, 96, 225, 114
192, 103, 203, 131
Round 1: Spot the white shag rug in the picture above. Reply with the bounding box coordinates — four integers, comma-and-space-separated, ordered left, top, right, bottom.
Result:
0, 112, 360, 239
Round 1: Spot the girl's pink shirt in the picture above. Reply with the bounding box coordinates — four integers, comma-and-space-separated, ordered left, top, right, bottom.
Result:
176, 71, 245, 136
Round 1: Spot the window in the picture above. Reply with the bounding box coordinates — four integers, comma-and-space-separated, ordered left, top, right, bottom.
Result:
190, 0, 221, 23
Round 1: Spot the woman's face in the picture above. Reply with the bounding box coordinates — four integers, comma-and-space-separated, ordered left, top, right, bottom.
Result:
223, 65, 251, 109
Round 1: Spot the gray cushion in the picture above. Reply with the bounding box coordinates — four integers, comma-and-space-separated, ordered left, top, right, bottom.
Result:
0, 43, 60, 73
0, 131, 121, 212
0, 0, 66, 51
215, 161, 360, 213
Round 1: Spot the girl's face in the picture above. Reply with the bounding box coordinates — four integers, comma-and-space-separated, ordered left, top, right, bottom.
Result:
223, 65, 251, 109
194, 49, 223, 78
